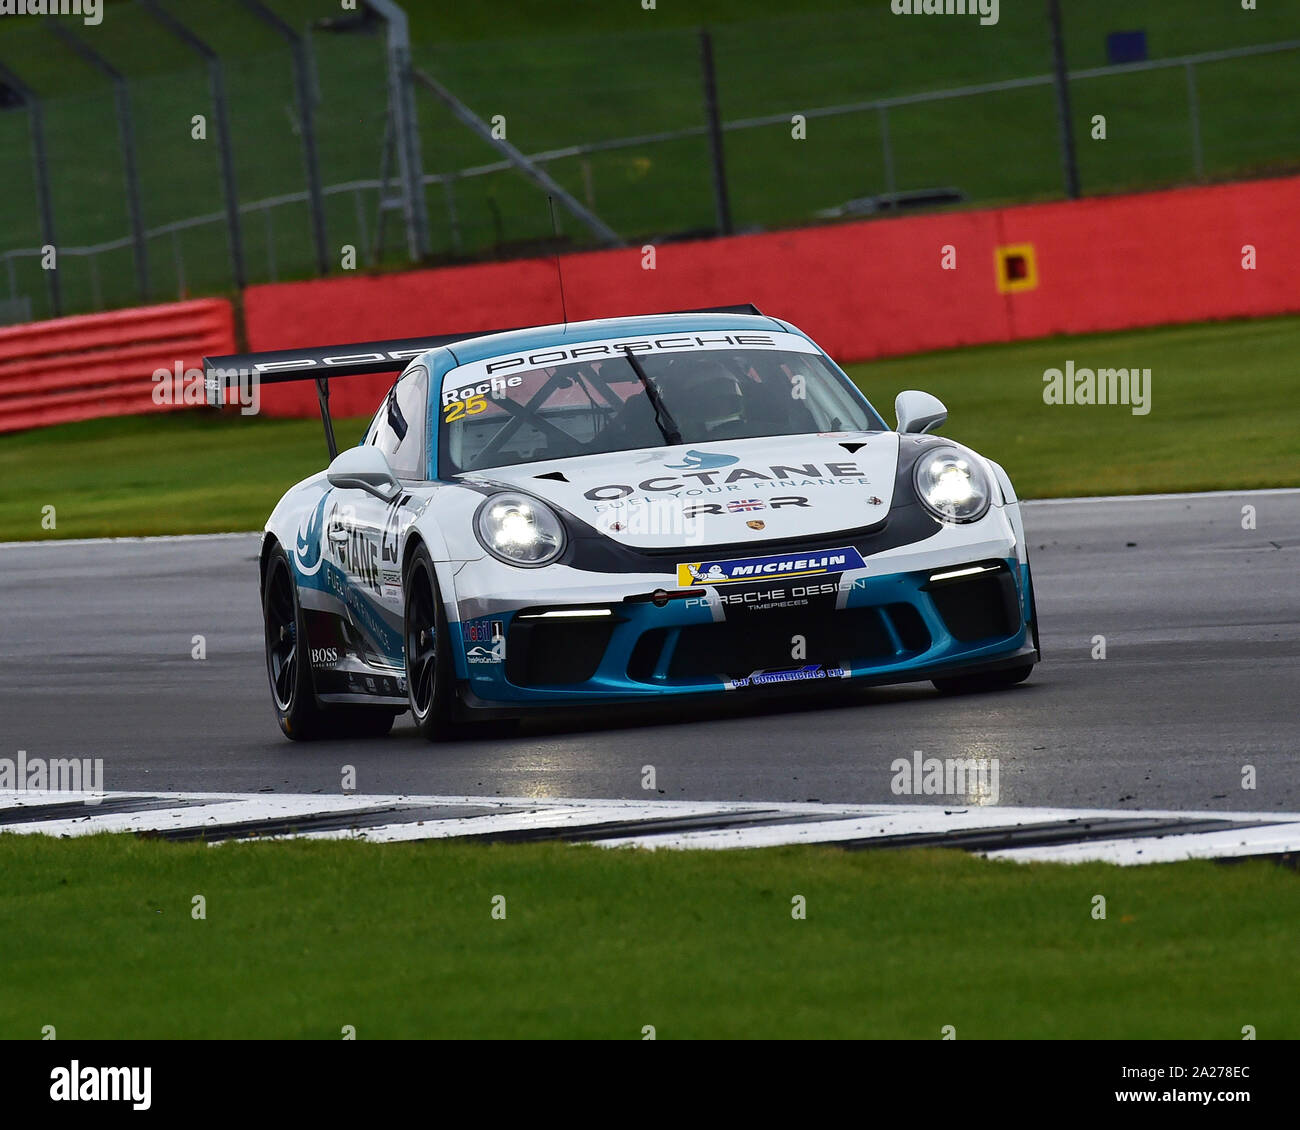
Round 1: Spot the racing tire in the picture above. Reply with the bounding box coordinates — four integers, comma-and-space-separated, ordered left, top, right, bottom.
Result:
404, 543, 456, 741
263, 543, 331, 741
264, 544, 400, 741
932, 662, 1034, 695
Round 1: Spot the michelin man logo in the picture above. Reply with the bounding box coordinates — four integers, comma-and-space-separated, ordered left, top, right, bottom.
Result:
688, 563, 729, 583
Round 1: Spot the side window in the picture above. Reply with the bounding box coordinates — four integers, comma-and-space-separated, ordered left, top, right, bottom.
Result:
368, 365, 429, 479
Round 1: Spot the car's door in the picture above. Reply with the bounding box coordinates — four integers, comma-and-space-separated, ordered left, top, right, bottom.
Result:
328, 364, 429, 666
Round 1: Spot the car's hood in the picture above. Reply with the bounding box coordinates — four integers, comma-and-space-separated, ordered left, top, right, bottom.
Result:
466, 431, 900, 550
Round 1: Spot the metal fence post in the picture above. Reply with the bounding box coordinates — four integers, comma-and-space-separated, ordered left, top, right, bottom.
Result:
367, 0, 431, 262
50, 26, 150, 301
141, 1, 246, 289
0, 59, 59, 316
170, 229, 186, 297
877, 105, 897, 195
88, 252, 102, 310
698, 28, 733, 235
443, 174, 462, 254
413, 68, 621, 246
1046, 0, 1081, 199
237, 0, 329, 276
372, 111, 396, 265
352, 187, 369, 260
264, 206, 277, 280
1184, 61, 1205, 181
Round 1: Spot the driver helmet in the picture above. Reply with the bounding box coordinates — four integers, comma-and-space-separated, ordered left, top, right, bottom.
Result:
659, 358, 746, 434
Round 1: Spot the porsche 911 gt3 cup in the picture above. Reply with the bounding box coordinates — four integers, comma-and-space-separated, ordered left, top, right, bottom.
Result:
206, 305, 1039, 740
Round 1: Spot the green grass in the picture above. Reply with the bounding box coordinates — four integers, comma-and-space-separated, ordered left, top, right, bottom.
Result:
850, 315, 1300, 498
2, 314, 1296, 542
2, 2, 1298, 317
0, 410, 370, 541
1, 833, 1296, 1039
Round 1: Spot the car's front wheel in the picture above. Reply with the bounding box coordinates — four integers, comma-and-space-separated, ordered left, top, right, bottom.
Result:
404, 544, 455, 741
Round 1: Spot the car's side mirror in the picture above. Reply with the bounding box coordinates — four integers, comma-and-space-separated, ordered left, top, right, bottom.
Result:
895, 390, 948, 434
326, 445, 402, 501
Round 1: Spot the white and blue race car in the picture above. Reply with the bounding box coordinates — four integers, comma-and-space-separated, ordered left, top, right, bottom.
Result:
207, 305, 1039, 741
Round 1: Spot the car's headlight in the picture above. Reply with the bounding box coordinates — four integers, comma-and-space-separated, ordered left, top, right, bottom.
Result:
475, 493, 566, 566
913, 447, 991, 523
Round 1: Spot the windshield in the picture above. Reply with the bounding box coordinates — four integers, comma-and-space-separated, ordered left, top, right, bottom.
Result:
438, 331, 885, 475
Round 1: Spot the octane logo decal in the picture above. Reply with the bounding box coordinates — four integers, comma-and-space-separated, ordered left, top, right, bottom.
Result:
677, 546, 866, 587
665, 450, 739, 471
294, 492, 329, 577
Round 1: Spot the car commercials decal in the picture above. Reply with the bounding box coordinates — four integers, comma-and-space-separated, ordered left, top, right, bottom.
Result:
677, 547, 867, 587
727, 664, 849, 689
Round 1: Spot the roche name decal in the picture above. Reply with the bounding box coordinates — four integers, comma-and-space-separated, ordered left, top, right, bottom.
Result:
440, 374, 523, 407
728, 664, 847, 689
678, 547, 866, 587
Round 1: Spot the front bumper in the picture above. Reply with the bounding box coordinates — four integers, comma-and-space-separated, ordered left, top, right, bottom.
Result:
447, 505, 1036, 713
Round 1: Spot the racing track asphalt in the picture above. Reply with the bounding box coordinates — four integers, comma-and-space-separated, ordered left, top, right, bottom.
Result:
2, 490, 1296, 812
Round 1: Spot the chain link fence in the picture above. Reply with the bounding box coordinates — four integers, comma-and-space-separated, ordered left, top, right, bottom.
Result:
1, 4, 1297, 322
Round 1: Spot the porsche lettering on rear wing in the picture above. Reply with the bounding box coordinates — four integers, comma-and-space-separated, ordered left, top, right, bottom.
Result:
206, 330, 511, 459
206, 331, 504, 384
202, 304, 763, 457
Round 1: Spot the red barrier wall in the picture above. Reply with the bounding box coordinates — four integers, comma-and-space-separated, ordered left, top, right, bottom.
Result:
0, 299, 236, 433
171, 178, 1300, 417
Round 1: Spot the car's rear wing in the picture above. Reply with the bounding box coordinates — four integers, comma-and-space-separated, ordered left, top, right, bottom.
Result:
203, 304, 763, 458
204, 330, 511, 459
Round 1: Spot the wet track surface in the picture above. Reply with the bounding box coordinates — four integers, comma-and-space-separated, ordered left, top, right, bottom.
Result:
2, 491, 1297, 811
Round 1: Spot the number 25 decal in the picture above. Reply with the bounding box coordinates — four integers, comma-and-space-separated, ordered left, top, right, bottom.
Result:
443, 394, 487, 423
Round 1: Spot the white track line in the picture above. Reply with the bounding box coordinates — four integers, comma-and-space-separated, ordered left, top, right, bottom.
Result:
982, 821, 1300, 866
1022, 487, 1300, 506
0, 531, 257, 549
3, 791, 1298, 865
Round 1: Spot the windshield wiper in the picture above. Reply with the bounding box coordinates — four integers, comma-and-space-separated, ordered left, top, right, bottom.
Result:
621, 349, 683, 446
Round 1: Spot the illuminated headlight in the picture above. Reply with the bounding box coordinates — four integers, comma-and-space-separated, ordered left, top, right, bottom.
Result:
913, 448, 991, 523
475, 493, 566, 567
